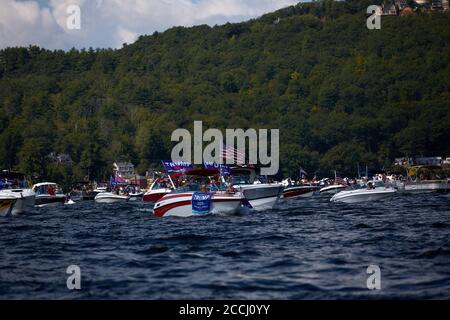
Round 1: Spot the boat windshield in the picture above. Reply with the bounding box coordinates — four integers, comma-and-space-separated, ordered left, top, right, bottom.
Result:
255, 176, 268, 184
0, 178, 29, 190
230, 175, 251, 185
153, 180, 172, 190
34, 184, 64, 195
172, 175, 227, 193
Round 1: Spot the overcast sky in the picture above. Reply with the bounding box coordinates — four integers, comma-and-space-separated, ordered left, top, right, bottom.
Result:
0, 0, 300, 50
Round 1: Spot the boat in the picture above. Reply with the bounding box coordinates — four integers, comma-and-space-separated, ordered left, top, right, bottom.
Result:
0, 194, 17, 217
0, 171, 36, 214
330, 181, 397, 203
126, 185, 144, 201
143, 177, 174, 203
69, 182, 98, 201
154, 168, 244, 217
281, 185, 319, 199
402, 180, 450, 193
32, 182, 67, 207
227, 166, 283, 211
93, 186, 108, 194
94, 191, 130, 203
319, 184, 347, 194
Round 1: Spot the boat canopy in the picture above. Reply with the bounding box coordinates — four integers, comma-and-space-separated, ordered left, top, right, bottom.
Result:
184, 168, 220, 177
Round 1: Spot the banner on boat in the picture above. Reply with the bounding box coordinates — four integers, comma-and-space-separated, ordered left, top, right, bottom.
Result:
115, 175, 126, 184
203, 161, 230, 176
192, 192, 212, 215
161, 160, 193, 176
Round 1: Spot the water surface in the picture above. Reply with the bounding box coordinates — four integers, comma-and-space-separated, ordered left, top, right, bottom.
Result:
0, 193, 449, 299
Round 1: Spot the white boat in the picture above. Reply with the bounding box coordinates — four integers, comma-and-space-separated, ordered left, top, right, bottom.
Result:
402, 180, 450, 193
229, 166, 283, 211
319, 184, 347, 194
32, 182, 66, 207
95, 192, 130, 203
0, 171, 36, 214
93, 186, 108, 194
154, 168, 244, 217
331, 181, 397, 203
0, 194, 16, 217
121, 185, 144, 201
128, 190, 144, 201
143, 178, 174, 203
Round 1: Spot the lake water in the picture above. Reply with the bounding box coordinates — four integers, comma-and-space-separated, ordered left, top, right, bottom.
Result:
0, 193, 449, 299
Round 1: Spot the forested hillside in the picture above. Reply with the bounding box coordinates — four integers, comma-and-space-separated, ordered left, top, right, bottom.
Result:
0, 0, 449, 184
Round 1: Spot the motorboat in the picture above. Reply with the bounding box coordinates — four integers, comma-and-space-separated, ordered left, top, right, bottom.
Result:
331, 181, 397, 203
93, 186, 108, 194
32, 182, 67, 207
154, 168, 244, 217
143, 177, 174, 203
0, 194, 16, 217
0, 171, 35, 214
319, 184, 347, 194
281, 185, 319, 199
125, 185, 144, 201
95, 191, 130, 203
229, 166, 283, 211
69, 182, 98, 201
401, 180, 450, 193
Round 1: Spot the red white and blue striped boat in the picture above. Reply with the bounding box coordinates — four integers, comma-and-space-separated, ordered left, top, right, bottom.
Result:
153, 169, 244, 218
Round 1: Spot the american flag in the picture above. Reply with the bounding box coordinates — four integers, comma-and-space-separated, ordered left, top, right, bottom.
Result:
335, 176, 348, 186
299, 167, 308, 178
220, 142, 246, 165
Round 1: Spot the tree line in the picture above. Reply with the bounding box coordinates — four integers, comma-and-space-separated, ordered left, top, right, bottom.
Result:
0, 0, 449, 188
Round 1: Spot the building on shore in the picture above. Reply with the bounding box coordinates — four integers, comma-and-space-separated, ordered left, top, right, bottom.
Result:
394, 156, 449, 167
48, 152, 74, 166
414, 157, 442, 166
113, 161, 135, 178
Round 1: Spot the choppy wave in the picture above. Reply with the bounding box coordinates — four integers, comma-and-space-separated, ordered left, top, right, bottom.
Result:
0, 193, 449, 299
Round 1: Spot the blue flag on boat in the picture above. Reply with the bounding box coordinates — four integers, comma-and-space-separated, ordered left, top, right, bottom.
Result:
192, 192, 213, 215
203, 161, 230, 176
161, 160, 193, 176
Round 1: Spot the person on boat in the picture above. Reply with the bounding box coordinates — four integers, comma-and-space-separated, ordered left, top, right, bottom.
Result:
209, 178, 219, 192
367, 182, 375, 190
47, 184, 56, 196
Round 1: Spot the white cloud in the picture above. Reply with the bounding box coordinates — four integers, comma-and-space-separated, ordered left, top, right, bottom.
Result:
0, 0, 299, 50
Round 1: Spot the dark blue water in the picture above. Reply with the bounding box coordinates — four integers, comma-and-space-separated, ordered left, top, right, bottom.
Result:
0, 193, 449, 299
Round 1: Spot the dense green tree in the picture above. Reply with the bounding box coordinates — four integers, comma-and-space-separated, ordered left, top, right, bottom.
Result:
0, 0, 449, 183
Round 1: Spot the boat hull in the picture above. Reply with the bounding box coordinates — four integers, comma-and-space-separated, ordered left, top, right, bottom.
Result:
0, 197, 16, 217
236, 184, 283, 211
281, 186, 318, 199
402, 181, 450, 193
128, 192, 144, 201
35, 195, 66, 207
154, 193, 243, 217
319, 185, 347, 195
0, 189, 35, 215
331, 188, 397, 204
95, 193, 130, 203
143, 189, 171, 203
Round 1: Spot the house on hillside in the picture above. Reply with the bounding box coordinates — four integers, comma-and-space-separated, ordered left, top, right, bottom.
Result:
394, 157, 412, 166
413, 157, 442, 166
113, 161, 135, 178
48, 152, 74, 166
